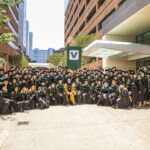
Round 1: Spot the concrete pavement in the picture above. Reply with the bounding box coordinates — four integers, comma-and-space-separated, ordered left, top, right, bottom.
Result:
0, 105, 150, 150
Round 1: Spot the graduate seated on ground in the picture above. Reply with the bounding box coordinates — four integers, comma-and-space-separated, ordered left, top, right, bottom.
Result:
48, 83, 57, 105
90, 81, 97, 104
38, 81, 49, 109
56, 79, 66, 105
74, 77, 82, 104
0, 85, 14, 114
110, 80, 119, 108
20, 86, 30, 110
116, 83, 129, 109
82, 80, 90, 104
97, 81, 112, 106
64, 77, 76, 105
28, 84, 38, 109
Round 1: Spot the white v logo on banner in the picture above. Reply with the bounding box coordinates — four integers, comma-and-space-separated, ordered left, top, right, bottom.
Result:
69, 50, 79, 60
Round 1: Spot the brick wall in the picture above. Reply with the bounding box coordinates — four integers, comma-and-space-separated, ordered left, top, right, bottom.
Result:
0, 5, 19, 70
65, 0, 125, 48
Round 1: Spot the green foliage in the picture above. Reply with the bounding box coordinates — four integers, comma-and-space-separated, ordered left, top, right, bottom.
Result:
48, 54, 67, 67
73, 34, 97, 65
0, 0, 23, 44
9, 55, 29, 68
0, 57, 5, 67
73, 34, 97, 49
0, 33, 15, 44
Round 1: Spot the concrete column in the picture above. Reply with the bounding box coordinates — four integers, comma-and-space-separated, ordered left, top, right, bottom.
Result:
102, 58, 136, 71
3, 54, 9, 71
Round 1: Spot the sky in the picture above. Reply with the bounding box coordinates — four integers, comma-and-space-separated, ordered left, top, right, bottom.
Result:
26, 0, 64, 50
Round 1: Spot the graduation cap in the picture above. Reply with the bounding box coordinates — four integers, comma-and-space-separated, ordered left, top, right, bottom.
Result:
32, 73, 37, 76
14, 85, 19, 89
90, 81, 95, 84
75, 76, 80, 79
58, 78, 63, 81
12, 77, 17, 80
23, 73, 28, 76
103, 81, 109, 84
50, 68, 54, 71
4, 72, 9, 75
30, 84, 36, 87
66, 77, 72, 80
4, 79, 9, 82
22, 85, 28, 88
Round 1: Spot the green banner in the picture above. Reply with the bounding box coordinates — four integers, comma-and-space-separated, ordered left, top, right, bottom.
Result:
67, 46, 82, 70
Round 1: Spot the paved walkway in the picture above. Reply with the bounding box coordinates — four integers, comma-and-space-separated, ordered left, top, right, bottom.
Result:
0, 105, 150, 150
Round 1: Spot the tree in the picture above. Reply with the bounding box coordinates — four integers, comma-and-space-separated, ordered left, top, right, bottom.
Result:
0, 57, 5, 67
73, 34, 97, 65
48, 54, 67, 67
9, 55, 29, 68
73, 34, 97, 49
0, 0, 23, 44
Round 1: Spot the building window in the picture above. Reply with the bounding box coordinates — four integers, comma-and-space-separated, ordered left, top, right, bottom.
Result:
79, 5, 85, 18
7, 21, 18, 38
8, 6, 18, 24
70, 15, 73, 23
98, 0, 106, 8
69, 3, 74, 13
75, 31, 78, 36
136, 31, 150, 45
74, 17, 78, 27
86, 0, 90, 5
86, 6, 96, 23
89, 27, 96, 34
74, 4, 78, 14
98, 22, 102, 31
79, 21, 85, 32
70, 26, 74, 34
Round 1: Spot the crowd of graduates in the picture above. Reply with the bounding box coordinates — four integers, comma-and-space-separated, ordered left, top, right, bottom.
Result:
0, 66, 150, 114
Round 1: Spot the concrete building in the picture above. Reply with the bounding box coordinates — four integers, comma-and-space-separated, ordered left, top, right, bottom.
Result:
18, 0, 27, 53
65, 0, 150, 70
31, 48, 54, 63
0, 4, 20, 70
29, 32, 33, 59
26, 21, 29, 56
54, 48, 65, 55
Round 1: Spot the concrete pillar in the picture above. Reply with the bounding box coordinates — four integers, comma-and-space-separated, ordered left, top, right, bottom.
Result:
102, 58, 136, 71
4, 54, 9, 71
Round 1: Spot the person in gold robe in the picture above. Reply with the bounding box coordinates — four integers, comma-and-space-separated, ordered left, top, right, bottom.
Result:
64, 77, 76, 105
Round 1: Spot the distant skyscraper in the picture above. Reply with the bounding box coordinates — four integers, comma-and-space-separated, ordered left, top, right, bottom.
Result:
32, 48, 54, 63
18, 0, 26, 52
29, 32, 33, 59
64, 0, 70, 13
26, 21, 29, 56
